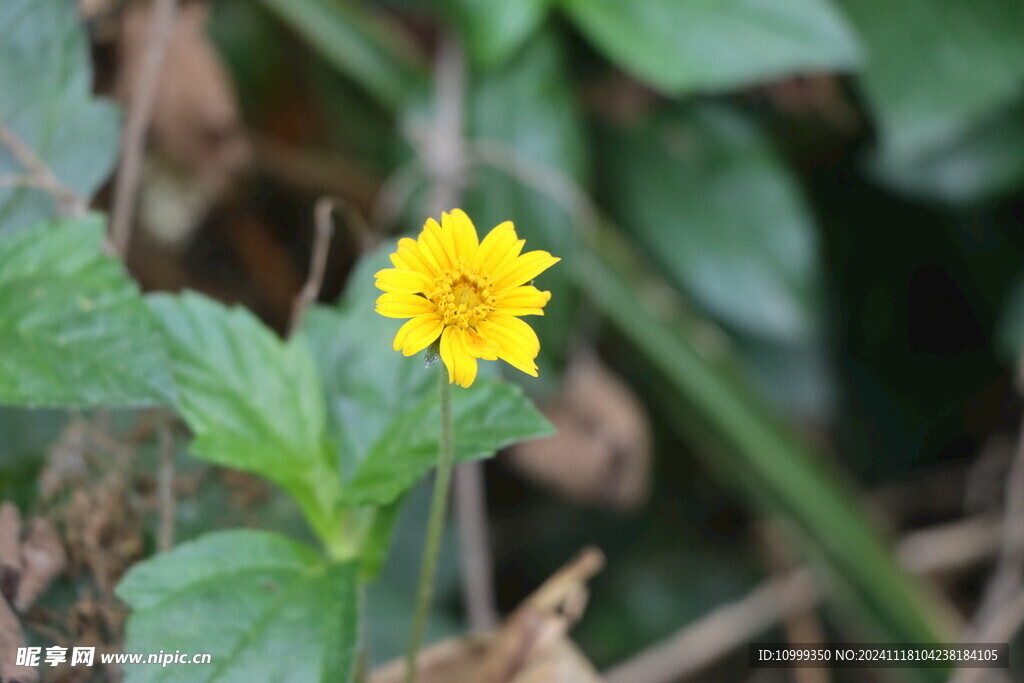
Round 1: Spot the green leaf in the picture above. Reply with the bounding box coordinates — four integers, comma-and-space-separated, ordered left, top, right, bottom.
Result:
0, 0, 120, 235
599, 104, 821, 343
445, 0, 552, 67
117, 530, 359, 683
258, 0, 426, 111
358, 494, 406, 581
347, 380, 552, 504
561, 0, 860, 94
302, 247, 554, 506
870, 97, 1024, 205
463, 29, 586, 383
148, 292, 340, 542
576, 221, 949, 661
835, 0, 1024, 160
0, 214, 173, 407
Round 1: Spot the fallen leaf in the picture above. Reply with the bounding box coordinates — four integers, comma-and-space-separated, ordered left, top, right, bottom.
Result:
371, 548, 605, 683
507, 357, 651, 509
0, 503, 22, 602
14, 518, 65, 613
0, 597, 37, 683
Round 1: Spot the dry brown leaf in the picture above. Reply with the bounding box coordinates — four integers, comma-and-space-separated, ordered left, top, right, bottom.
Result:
371, 548, 605, 683
14, 519, 66, 613
507, 357, 651, 510
0, 597, 38, 683
117, 1, 250, 250
0, 503, 23, 603
117, 1, 249, 187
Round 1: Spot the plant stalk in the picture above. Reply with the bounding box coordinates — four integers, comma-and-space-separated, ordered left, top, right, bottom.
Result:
404, 369, 455, 682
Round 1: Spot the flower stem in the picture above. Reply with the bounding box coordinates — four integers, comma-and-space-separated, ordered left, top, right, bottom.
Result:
404, 370, 455, 683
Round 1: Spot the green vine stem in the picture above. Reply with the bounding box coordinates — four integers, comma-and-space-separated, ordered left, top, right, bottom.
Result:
404, 368, 455, 682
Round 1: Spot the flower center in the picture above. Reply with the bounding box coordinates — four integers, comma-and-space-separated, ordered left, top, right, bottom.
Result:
429, 264, 496, 328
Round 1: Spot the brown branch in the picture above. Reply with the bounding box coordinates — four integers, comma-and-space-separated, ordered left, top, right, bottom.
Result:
971, 408, 1024, 634
455, 464, 498, 630
425, 36, 465, 216
288, 196, 338, 336
952, 590, 1024, 683
108, 0, 178, 255
604, 516, 1001, 683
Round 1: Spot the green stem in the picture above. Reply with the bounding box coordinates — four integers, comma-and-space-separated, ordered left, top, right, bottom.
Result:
404, 369, 455, 683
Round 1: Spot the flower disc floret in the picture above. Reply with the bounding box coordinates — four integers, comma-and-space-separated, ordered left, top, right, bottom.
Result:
374, 209, 558, 387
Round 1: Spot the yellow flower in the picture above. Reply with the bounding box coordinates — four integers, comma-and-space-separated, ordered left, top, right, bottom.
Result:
375, 209, 559, 388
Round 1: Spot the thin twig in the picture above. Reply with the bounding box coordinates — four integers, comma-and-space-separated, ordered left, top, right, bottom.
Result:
759, 523, 829, 683
288, 197, 339, 336
455, 464, 498, 630
108, 0, 178, 255
425, 36, 465, 216
952, 590, 1024, 683
605, 569, 819, 683
971, 407, 1024, 634
156, 418, 176, 552
0, 122, 84, 214
604, 516, 1002, 683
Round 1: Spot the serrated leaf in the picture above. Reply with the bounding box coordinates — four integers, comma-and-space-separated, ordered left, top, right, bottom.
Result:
0, 214, 173, 407
148, 292, 339, 541
258, 0, 425, 111
561, 0, 860, 94
117, 530, 359, 683
0, 0, 120, 235
836, 0, 1024, 160
303, 247, 554, 506
445, 0, 552, 67
600, 104, 821, 343
346, 381, 553, 505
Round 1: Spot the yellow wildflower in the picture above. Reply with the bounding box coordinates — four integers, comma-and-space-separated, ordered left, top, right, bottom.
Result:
375, 209, 559, 388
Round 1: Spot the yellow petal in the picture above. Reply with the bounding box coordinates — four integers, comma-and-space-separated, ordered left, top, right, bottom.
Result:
391, 237, 437, 278
419, 218, 453, 272
449, 208, 479, 264
465, 327, 499, 361
393, 313, 444, 356
486, 314, 540, 353
375, 293, 435, 318
476, 315, 540, 377
374, 268, 433, 293
475, 221, 521, 274
439, 213, 461, 266
440, 326, 478, 387
494, 250, 560, 292
497, 285, 551, 315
